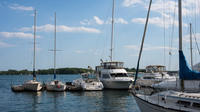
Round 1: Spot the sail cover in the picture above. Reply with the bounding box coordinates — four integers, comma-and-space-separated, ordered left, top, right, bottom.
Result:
179, 50, 200, 80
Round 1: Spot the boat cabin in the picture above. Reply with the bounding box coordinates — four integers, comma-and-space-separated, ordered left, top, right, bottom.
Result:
101, 61, 124, 69
146, 65, 166, 73
95, 61, 129, 79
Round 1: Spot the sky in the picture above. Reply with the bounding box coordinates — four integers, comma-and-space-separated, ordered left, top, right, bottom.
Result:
0, 0, 200, 71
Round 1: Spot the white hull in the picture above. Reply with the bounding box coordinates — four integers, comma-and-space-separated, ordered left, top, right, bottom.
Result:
46, 80, 66, 92
73, 78, 104, 91
81, 82, 103, 91
101, 80, 132, 89
133, 94, 179, 112
23, 80, 42, 91
46, 84, 66, 91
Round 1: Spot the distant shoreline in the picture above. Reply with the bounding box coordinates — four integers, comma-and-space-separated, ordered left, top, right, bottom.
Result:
0, 67, 146, 75
0, 67, 92, 75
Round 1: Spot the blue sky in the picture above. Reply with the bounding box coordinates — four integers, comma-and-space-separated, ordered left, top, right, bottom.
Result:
0, 0, 200, 71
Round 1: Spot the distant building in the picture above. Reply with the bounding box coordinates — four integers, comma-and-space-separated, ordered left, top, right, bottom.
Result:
146, 65, 166, 73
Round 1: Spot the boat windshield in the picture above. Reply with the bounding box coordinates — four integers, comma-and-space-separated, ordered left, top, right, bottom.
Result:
101, 62, 124, 69
110, 73, 128, 77
82, 74, 98, 81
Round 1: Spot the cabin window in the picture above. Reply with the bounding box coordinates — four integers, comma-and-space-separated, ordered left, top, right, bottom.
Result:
192, 103, 200, 108
102, 74, 110, 79
177, 100, 191, 107
110, 73, 128, 77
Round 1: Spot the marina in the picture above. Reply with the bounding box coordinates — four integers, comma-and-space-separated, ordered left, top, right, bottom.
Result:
2, 74, 139, 112
1, 0, 200, 111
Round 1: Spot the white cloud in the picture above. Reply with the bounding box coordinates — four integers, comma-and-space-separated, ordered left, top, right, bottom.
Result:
94, 16, 104, 25
0, 41, 14, 47
122, 0, 143, 7
115, 18, 128, 24
0, 32, 35, 39
125, 0, 199, 29
183, 33, 200, 43
20, 24, 101, 33
9, 4, 34, 11
132, 16, 187, 28
80, 17, 128, 26
80, 19, 91, 25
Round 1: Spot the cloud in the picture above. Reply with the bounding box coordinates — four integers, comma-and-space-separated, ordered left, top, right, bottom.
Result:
183, 33, 200, 43
0, 32, 36, 39
132, 16, 188, 28
80, 16, 128, 26
0, 41, 14, 48
8, 4, 34, 11
94, 16, 104, 25
124, 45, 177, 51
20, 24, 101, 33
122, 0, 143, 7
124, 0, 199, 29
80, 19, 91, 25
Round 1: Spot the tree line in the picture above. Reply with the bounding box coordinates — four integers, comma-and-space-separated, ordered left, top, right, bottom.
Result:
0, 67, 145, 75
0, 68, 93, 75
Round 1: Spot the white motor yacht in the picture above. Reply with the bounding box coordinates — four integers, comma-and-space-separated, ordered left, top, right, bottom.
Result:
96, 61, 134, 89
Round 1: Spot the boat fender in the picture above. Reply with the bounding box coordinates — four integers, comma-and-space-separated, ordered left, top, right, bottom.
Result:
57, 85, 61, 88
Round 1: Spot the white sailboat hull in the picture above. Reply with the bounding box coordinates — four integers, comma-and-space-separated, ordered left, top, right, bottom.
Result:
133, 94, 179, 112
23, 80, 42, 91
46, 80, 66, 92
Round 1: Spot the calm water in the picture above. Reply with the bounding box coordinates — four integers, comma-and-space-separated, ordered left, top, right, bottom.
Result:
0, 75, 140, 112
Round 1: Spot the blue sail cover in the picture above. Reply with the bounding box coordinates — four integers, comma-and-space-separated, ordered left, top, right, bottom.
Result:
179, 50, 200, 80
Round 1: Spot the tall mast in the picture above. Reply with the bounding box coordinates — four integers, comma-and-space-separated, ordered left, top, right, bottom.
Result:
33, 10, 36, 80
178, 0, 182, 51
134, 0, 152, 85
190, 23, 193, 70
110, 0, 115, 62
178, 0, 184, 91
54, 12, 57, 79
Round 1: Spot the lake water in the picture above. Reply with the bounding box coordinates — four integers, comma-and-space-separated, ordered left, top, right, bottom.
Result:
0, 75, 140, 112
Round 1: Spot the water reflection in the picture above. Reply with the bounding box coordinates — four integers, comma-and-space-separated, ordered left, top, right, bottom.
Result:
2, 75, 138, 112
68, 90, 132, 112
45, 92, 66, 112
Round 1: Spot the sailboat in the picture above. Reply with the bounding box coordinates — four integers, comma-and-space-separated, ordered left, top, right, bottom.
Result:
95, 0, 134, 89
46, 12, 66, 92
152, 24, 200, 92
132, 0, 200, 111
23, 10, 43, 91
